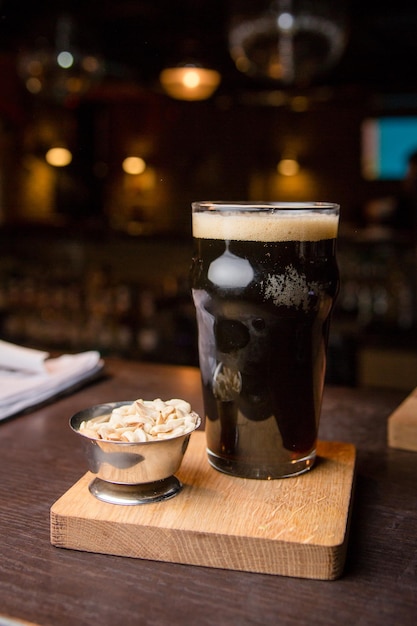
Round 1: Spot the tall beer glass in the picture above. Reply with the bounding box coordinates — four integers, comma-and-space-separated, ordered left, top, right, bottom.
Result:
190, 202, 340, 479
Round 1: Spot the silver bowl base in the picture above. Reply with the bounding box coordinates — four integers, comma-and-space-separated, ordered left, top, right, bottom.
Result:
88, 475, 182, 505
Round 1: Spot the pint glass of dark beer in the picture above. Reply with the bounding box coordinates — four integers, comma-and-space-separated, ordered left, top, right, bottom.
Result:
190, 202, 340, 479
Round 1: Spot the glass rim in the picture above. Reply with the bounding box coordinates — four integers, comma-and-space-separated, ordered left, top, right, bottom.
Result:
192, 201, 339, 212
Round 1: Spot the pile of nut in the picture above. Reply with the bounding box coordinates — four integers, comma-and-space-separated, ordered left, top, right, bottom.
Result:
79, 398, 199, 442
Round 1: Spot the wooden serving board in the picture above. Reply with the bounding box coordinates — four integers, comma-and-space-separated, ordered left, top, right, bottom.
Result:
50, 432, 356, 580
388, 387, 417, 452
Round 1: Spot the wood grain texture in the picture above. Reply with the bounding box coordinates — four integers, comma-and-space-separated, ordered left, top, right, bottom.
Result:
2, 360, 416, 626
51, 432, 356, 580
388, 387, 417, 452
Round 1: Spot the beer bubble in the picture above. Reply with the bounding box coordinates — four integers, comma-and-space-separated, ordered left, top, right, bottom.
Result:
263, 266, 320, 311
252, 318, 266, 331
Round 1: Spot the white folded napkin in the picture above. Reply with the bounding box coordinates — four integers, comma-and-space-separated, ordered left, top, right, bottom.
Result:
0, 341, 104, 420
0, 339, 49, 374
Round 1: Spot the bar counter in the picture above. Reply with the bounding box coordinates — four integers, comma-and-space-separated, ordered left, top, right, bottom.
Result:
0, 358, 416, 625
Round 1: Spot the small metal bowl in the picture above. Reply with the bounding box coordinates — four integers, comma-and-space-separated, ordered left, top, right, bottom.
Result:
70, 401, 201, 505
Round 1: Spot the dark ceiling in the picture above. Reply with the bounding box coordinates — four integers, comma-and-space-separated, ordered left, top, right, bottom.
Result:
1, 0, 417, 99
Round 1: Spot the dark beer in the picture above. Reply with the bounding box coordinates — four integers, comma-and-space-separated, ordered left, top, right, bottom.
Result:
191, 203, 339, 478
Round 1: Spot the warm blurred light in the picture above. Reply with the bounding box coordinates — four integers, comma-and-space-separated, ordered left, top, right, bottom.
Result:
160, 65, 221, 101
277, 158, 300, 176
82, 55, 101, 73
290, 95, 309, 112
45, 147, 72, 167
26, 77, 42, 94
122, 156, 146, 175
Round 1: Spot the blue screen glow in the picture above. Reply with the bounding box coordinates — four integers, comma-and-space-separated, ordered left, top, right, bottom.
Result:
362, 117, 417, 180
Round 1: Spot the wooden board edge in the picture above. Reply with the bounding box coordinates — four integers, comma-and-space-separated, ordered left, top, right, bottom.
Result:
50, 512, 348, 580
387, 389, 417, 451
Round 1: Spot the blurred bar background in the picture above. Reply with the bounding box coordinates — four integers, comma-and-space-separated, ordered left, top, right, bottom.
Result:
1, 0, 417, 390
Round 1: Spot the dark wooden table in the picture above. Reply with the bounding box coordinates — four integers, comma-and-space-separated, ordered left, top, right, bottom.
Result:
0, 358, 416, 626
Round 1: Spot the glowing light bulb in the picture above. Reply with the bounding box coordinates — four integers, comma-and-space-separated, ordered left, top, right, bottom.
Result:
183, 69, 200, 89
277, 158, 300, 176
160, 66, 221, 101
277, 12, 294, 31
45, 147, 72, 167
57, 51, 74, 69
122, 156, 146, 175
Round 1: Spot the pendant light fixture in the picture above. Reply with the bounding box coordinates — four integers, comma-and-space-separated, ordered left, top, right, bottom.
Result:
160, 62, 221, 101
159, 0, 221, 102
228, 0, 348, 87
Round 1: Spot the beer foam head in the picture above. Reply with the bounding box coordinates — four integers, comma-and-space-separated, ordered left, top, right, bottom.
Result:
192, 205, 339, 242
